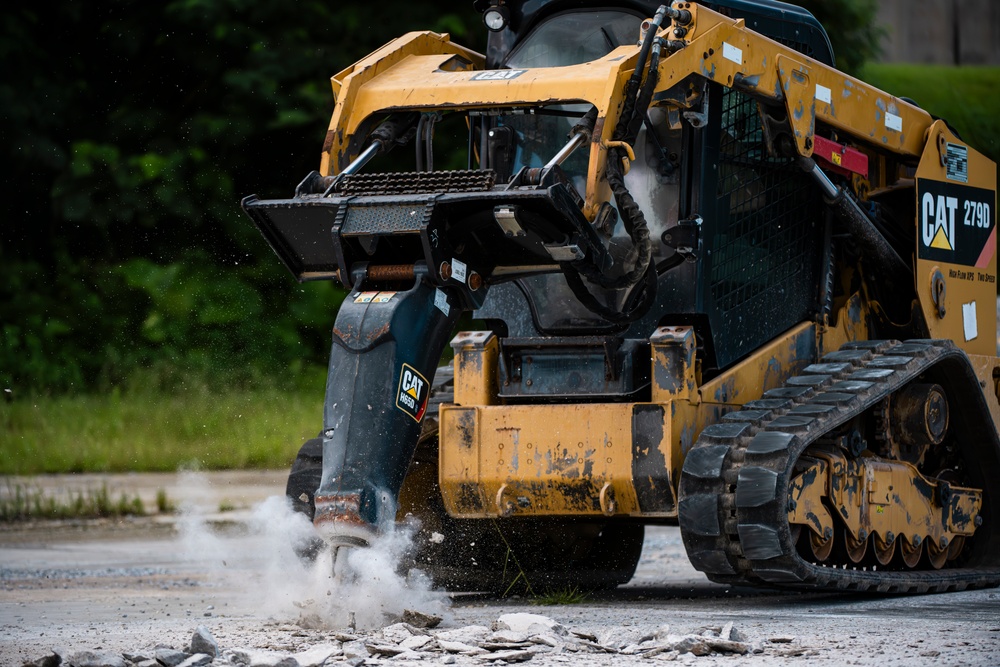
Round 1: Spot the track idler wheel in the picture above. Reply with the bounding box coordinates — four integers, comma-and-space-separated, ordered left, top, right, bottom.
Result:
900, 535, 923, 568
883, 383, 949, 466
810, 529, 834, 561
844, 530, 868, 564
947, 535, 966, 561
873, 532, 896, 566
927, 538, 949, 570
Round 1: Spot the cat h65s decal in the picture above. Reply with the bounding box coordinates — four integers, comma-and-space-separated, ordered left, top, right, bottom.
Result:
917, 178, 996, 267
396, 363, 429, 422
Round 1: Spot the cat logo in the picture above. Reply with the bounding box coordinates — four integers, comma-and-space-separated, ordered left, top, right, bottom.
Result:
395, 363, 429, 422
471, 69, 526, 81
917, 178, 995, 267
921, 192, 958, 251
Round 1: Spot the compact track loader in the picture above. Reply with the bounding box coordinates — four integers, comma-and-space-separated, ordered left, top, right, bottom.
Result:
243, 0, 1000, 593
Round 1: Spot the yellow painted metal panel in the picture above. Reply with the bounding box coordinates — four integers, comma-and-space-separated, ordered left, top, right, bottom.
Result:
451, 331, 499, 406
914, 121, 997, 357
698, 322, 816, 405
440, 403, 643, 518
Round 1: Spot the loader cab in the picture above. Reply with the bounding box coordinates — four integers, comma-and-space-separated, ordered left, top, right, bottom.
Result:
481, 0, 834, 69
474, 0, 838, 379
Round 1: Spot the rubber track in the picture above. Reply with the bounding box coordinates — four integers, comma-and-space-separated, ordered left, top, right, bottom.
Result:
679, 339, 1000, 593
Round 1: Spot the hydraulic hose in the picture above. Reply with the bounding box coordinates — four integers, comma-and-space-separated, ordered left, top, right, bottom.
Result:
562, 14, 667, 324
570, 36, 664, 292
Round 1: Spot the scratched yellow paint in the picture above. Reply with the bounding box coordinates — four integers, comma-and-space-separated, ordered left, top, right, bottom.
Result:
914, 121, 998, 358
789, 449, 982, 546
439, 402, 642, 518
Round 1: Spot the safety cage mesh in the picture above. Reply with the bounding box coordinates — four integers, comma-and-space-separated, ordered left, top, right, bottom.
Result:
706, 87, 823, 364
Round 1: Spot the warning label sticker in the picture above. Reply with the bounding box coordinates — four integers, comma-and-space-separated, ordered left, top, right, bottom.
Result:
395, 363, 429, 422
354, 291, 396, 304
945, 143, 969, 183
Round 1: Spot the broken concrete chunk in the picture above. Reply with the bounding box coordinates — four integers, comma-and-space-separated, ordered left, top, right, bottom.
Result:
401, 635, 433, 650
481, 641, 533, 651
189, 626, 219, 658
402, 609, 442, 628
475, 648, 533, 662
529, 633, 564, 648
575, 640, 619, 654
493, 613, 567, 637
63, 651, 127, 667
704, 637, 751, 654
652, 625, 672, 642
175, 654, 213, 667
296, 614, 327, 631
599, 627, 653, 649
291, 643, 342, 667
435, 626, 491, 644
486, 630, 530, 644
240, 651, 298, 667
341, 640, 371, 659
721, 621, 735, 641
366, 642, 410, 657
437, 639, 488, 655
380, 622, 416, 644
23, 653, 62, 667
671, 636, 711, 656
395, 649, 426, 661
153, 648, 192, 667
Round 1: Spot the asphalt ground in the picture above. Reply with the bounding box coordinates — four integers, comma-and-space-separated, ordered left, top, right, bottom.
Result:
2, 471, 999, 666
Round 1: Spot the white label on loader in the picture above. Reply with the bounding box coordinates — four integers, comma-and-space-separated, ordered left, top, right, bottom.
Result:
722, 42, 742, 65
434, 288, 450, 316
963, 301, 978, 341
451, 257, 468, 284
816, 84, 832, 105
885, 112, 903, 133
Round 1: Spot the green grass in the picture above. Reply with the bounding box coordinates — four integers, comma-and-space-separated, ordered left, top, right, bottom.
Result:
0, 387, 323, 474
0, 482, 146, 521
861, 64, 1000, 166
531, 586, 590, 606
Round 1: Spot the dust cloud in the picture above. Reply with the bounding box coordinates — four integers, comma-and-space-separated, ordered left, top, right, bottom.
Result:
176, 473, 449, 630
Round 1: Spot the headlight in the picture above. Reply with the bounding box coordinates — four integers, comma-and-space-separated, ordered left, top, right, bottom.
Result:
483, 5, 509, 31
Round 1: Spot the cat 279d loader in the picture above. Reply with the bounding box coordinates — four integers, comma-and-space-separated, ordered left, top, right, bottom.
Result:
242, 0, 1000, 593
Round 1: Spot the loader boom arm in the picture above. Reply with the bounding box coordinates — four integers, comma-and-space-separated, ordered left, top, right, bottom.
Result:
320, 3, 936, 220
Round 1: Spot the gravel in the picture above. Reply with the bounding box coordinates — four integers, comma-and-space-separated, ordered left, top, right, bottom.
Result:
4, 481, 999, 667
17, 613, 787, 666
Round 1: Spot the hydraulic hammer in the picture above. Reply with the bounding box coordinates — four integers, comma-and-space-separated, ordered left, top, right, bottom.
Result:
313, 268, 459, 547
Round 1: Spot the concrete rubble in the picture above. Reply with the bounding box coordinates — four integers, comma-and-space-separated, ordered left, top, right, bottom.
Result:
21, 613, 796, 667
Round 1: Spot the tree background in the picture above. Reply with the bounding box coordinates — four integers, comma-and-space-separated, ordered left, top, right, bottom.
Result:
0, 0, 937, 395
1, 1, 480, 394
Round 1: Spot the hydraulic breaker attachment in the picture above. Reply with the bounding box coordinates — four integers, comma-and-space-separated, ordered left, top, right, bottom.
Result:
313, 266, 459, 547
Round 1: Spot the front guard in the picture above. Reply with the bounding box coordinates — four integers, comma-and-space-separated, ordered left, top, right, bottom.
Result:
314, 268, 459, 545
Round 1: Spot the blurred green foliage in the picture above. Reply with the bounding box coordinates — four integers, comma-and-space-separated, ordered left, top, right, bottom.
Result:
861, 64, 1000, 168
1, 0, 480, 394
797, 0, 885, 75
1, 0, 990, 399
